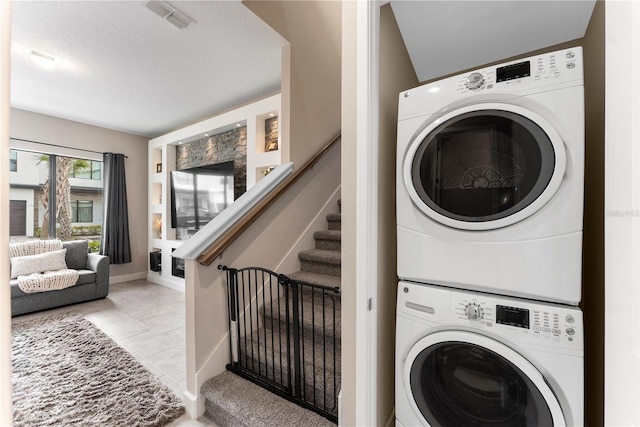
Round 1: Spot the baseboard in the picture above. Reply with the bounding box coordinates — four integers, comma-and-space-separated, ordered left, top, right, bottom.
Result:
145, 273, 185, 292
338, 389, 343, 426
182, 389, 199, 419
109, 271, 147, 284
192, 332, 231, 418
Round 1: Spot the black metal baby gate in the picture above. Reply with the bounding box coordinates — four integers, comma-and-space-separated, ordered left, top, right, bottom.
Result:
219, 265, 341, 423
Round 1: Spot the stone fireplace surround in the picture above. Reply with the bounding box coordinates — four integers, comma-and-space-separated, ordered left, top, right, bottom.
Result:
176, 126, 248, 200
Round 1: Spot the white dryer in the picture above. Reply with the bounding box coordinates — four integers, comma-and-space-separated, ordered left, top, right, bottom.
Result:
396, 281, 584, 427
396, 47, 584, 305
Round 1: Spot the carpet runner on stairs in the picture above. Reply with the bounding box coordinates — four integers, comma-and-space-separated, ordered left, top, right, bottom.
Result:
202, 371, 335, 427
203, 200, 342, 426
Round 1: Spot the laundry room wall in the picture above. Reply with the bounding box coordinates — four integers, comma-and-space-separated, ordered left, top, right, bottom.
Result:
378, 4, 418, 426
579, 2, 605, 426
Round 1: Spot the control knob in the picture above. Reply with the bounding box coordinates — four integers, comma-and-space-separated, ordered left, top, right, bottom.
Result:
465, 72, 485, 91
465, 303, 483, 320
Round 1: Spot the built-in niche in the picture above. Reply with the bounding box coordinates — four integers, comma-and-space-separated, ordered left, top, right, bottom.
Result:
171, 248, 185, 278
265, 116, 278, 152
175, 126, 247, 199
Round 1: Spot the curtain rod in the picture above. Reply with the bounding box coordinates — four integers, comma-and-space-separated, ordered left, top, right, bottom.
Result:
10, 137, 128, 158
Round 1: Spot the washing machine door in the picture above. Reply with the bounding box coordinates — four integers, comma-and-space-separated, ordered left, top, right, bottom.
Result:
403, 103, 566, 230
403, 330, 565, 427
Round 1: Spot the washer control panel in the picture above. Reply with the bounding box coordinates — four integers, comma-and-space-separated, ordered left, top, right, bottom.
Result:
453, 292, 580, 343
399, 281, 583, 350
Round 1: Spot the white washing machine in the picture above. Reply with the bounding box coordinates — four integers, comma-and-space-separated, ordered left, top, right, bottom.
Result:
396, 47, 584, 305
396, 281, 583, 427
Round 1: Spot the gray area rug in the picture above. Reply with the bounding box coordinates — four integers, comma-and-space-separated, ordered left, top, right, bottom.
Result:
11, 312, 185, 427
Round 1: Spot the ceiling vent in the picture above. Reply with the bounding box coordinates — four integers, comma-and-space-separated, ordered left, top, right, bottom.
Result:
145, 0, 194, 30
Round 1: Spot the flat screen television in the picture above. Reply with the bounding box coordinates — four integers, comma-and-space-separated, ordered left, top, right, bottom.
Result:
170, 161, 234, 233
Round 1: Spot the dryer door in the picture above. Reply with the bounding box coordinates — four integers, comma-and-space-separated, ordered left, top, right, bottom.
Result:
403, 103, 566, 230
403, 330, 565, 427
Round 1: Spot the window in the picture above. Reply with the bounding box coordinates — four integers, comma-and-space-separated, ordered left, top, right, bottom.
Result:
71, 200, 94, 223
70, 160, 102, 180
9, 150, 17, 172
8, 149, 103, 242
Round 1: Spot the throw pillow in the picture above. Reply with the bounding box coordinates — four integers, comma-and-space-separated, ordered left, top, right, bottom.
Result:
63, 240, 89, 270
10, 249, 68, 279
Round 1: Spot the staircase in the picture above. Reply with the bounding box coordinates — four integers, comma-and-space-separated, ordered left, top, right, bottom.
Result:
202, 200, 342, 426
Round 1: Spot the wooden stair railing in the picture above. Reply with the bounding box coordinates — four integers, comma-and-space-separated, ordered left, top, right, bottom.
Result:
197, 133, 341, 266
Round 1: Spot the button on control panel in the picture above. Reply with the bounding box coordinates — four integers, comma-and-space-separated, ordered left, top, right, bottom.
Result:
532, 309, 579, 342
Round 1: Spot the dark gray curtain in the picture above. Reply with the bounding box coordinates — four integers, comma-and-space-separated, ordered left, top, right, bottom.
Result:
101, 153, 131, 264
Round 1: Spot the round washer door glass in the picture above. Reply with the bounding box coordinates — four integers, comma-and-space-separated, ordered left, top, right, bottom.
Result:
410, 341, 554, 427
411, 110, 556, 223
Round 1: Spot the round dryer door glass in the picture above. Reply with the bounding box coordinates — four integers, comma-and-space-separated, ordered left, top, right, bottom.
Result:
411, 110, 556, 223
410, 342, 554, 426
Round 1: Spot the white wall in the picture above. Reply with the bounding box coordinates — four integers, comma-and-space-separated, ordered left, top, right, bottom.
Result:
604, 1, 640, 425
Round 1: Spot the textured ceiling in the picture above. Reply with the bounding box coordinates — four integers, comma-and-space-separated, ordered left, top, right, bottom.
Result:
390, 0, 596, 82
12, 1, 596, 138
10, 1, 286, 137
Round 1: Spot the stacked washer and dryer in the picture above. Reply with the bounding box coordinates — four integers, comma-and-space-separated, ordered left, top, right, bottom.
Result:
395, 47, 585, 427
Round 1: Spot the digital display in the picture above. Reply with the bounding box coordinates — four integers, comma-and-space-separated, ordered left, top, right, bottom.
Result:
496, 305, 530, 329
496, 61, 531, 82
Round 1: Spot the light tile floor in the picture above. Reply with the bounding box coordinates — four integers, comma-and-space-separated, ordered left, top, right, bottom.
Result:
13, 279, 216, 426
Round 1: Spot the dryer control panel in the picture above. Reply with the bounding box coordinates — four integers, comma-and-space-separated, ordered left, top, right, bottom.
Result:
397, 46, 584, 121
457, 48, 581, 94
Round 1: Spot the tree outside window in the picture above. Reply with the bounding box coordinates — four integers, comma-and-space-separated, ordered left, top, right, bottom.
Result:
70, 160, 101, 180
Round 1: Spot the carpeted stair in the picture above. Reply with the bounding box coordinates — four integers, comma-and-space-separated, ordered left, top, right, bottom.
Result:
202, 200, 342, 426
202, 371, 335, 427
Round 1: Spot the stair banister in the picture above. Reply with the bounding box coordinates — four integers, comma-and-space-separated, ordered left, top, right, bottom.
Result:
196, 133, 341, 266
171, 162, 295, 262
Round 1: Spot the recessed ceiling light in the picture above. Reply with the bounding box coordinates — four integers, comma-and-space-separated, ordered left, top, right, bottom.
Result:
204, 133, 209, 137
29, 50, 55, 69
236, 123, 241, 127
269, 113, 275, 117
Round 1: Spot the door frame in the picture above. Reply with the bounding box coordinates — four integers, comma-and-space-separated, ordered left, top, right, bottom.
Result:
354, 0, 381, 425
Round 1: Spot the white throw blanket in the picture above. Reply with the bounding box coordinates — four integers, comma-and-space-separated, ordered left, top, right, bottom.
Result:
17, 269, 80, 293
